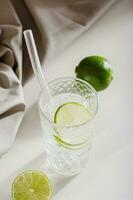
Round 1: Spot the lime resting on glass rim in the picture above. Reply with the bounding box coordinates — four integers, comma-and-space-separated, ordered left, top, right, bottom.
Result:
12, 170, 52, 200
75, 55, 113, 91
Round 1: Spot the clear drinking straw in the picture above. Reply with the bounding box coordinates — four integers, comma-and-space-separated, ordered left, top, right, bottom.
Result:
23, 30, 53, 101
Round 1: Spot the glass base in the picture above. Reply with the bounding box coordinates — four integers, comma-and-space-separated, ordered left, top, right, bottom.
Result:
44, 143, 90, 176
46, 154, 81, 176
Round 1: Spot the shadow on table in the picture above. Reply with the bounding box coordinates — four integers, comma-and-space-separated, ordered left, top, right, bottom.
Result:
17, 102, 42, 141
15, 152, 76, 195
0, 103, 76, 199
1, 152, 75, 199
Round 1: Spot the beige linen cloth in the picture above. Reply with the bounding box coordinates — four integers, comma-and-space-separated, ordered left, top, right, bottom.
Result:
0, 0, 117, 156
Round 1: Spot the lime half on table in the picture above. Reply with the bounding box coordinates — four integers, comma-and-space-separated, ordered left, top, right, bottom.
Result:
12, 170, 52, 200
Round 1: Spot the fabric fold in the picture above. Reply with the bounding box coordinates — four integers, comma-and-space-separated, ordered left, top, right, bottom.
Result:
0, 0, 25, 156
24, 0, 117, 63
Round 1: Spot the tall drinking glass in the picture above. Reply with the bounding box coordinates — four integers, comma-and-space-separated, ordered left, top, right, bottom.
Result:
39, 77, 98, 176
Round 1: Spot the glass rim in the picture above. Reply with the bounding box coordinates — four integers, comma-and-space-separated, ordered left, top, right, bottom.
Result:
39, 77, 98, 129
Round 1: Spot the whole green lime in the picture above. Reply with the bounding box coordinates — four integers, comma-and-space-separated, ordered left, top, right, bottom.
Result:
75, 56, 113, 91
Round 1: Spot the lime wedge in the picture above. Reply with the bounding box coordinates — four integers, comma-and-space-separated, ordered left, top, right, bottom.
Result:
12, 170, 52, 200
54, 102, 90, 126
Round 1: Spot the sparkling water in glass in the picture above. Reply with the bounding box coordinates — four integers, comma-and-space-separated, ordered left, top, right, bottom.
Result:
39, 77, 98, 176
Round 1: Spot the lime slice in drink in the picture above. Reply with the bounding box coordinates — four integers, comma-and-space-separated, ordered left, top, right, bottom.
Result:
54, 102, 91, 148
54, 102, 90, 126
12, 170, 52, 200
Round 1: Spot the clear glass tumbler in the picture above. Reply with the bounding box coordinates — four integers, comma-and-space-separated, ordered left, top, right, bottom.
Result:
39, 77, 98, 176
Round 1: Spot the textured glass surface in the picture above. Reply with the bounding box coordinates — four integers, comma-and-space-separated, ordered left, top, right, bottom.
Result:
39, 77, 98, 176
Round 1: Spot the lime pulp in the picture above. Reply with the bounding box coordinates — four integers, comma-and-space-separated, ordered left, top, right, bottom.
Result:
12, 170, 52, 200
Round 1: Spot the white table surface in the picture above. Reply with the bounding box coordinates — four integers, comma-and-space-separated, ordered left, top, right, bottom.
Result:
0, 0, 133, 199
